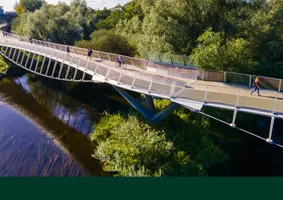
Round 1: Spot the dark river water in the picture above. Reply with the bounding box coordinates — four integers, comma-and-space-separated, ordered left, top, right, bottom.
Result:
0, 73, 129, 176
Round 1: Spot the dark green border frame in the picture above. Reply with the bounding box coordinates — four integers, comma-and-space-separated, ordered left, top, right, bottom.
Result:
1, 177, 282, 200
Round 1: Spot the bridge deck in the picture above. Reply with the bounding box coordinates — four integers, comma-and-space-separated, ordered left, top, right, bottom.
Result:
1, 35, 283, 120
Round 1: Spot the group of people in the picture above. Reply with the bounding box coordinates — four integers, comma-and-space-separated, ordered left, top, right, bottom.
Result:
66, 46, 123, 67
2, 32, 8, 37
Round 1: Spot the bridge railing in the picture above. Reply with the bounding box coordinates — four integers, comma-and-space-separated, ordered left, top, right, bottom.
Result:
1, 38, 283, 117
200, 69, 282, 92
2, 30, 283, 93
25, 38, 149, 70
29, 36, 283, 93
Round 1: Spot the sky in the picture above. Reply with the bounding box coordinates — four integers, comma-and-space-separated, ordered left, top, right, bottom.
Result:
0, 0, 131, 12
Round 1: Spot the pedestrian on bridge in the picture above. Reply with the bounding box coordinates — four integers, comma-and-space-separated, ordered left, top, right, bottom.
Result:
250, 77, 260, 96
66, 46, 70, 54
115, 56, 122, 68
87, 48, 93, 60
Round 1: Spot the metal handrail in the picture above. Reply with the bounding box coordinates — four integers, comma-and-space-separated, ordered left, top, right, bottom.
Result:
1, 39, 283, 118
2, 29, 283, 92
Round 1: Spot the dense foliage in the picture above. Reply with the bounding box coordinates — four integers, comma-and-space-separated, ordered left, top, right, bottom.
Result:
75, 30, 134, 56
0, 55, 9, 75
91, 99, 228, 177
11, 0, 283, 77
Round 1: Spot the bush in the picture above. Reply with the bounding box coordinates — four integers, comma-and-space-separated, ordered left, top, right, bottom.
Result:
91, 99, 228, 177
75, 30, 135, 56
0, 55, 9, 75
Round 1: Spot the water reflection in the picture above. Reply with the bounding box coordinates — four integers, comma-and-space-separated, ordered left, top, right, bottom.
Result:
0, 75, 121, 176
18, 76, 98, 135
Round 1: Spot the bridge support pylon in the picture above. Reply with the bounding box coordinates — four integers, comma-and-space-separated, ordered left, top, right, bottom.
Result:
113, 86, 179, 125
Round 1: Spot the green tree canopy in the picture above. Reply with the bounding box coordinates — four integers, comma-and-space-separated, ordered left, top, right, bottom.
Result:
19, 0, 44, 13
189, 28, 255, 72
75, 30, 134, 56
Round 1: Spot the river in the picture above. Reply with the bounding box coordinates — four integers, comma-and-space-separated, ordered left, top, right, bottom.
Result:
0, 72, 129, 176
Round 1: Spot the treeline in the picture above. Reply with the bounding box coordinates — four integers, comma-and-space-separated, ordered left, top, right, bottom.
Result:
12, 0, 283, 77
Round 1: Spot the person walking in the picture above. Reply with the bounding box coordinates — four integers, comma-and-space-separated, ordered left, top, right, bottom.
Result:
115, 56, 122, 68
250, 77, 260, 96
66, 46, 70, 54
87, 48, 93, 60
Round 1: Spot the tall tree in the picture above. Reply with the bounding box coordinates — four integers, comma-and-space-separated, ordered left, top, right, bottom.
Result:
19, 0, 44, 13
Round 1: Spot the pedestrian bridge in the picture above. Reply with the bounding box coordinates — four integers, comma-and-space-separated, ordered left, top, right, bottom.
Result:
1, 31, 283, 148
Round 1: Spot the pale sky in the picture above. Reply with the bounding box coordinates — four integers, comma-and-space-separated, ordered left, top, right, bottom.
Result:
1, 0, 131, 12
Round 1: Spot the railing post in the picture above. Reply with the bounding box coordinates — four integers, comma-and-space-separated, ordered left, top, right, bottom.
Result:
117, 73, 122, 85
47, 60, 56, 75
16, 49, 21, 63
51, 59, 57, 77
8, 47, 13, 57
25, 51, 31, 68
231, 89, 240, 128
105, 68, 111, 80
69, 56, 74, 64
29, 53, 36, 69
36, 56, 45, 72
169, 81, 176, 98
57, 62, 64, 78
81, 61, 89, 81
224, 72, 226, 83
20, 50, 26, 65
12, 47, 17, 60
278, 80, 281, 92
65, 65, 70, 79
131, 76, 136, 89
72, 68, 78, 80
107, 53, 111, 61
43, 57, 51, 74
267, 116, 275, 144
4, 46, 8, 55
273, 95, 278, 114
204, 86, 208, 103
94, 64, 99, 74
249, 75, 252, 87
148, 80, 153, 93
34, 54, 41, 72
235, 89, 240, 107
